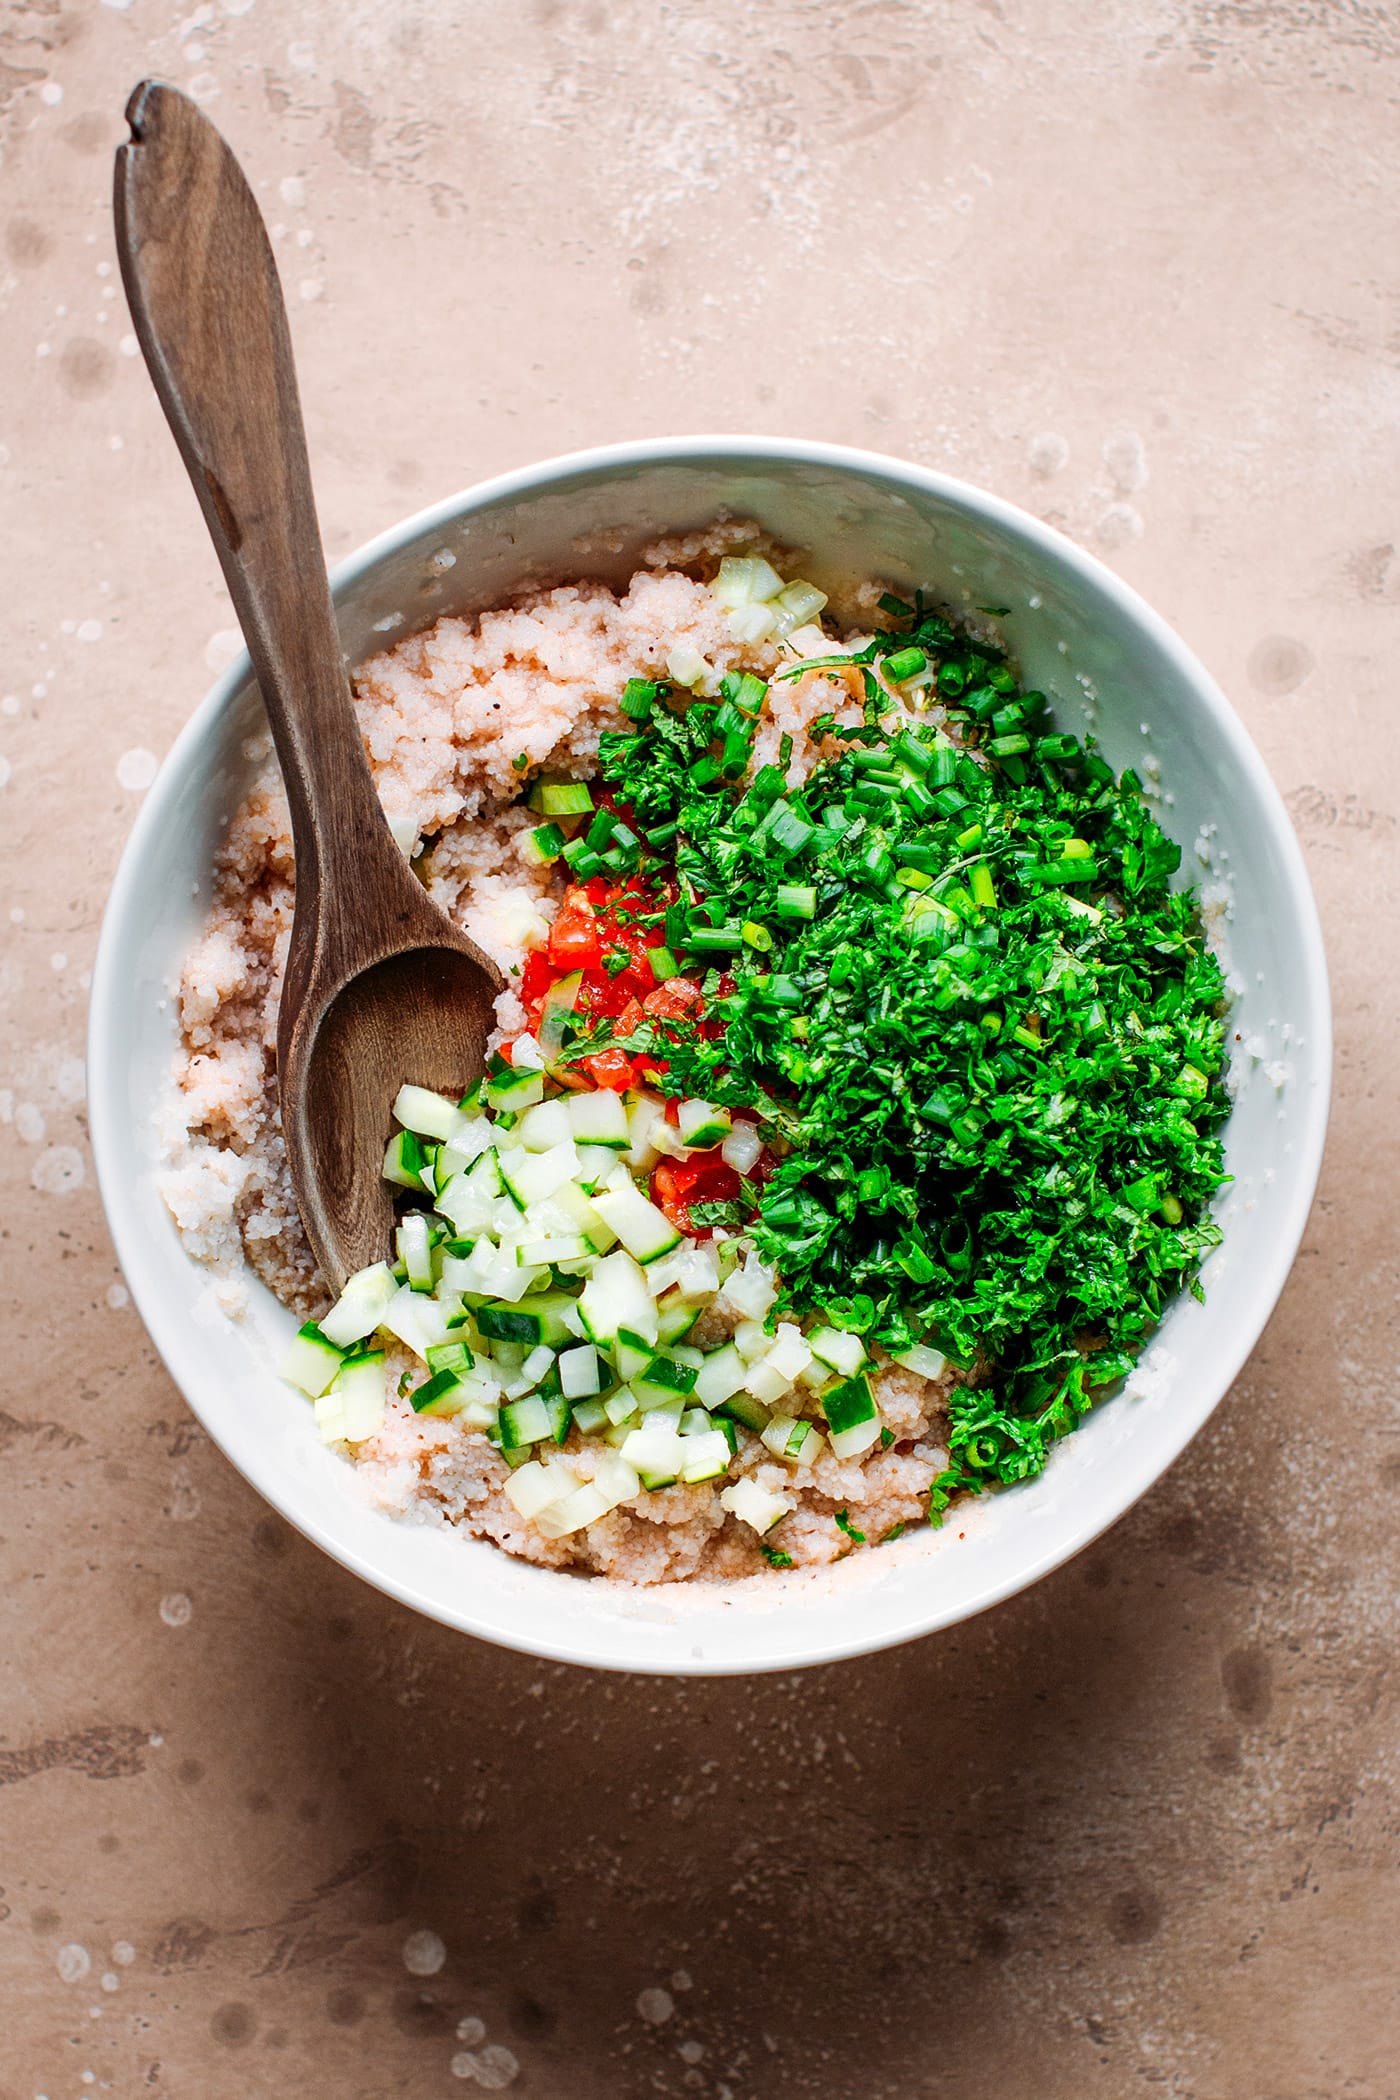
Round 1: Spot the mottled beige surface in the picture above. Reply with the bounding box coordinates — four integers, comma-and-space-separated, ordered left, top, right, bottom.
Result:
2, 2, 1396, 2095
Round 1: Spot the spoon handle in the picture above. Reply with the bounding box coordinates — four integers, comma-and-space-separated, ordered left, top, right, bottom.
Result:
113, 80, 401, 922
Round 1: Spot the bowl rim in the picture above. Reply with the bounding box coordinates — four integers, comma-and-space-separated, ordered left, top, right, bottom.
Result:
89, 433, 1332, 1673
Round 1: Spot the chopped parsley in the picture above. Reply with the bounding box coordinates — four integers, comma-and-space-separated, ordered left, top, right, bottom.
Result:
834, 1508, 867, 1545
542, 599, 1231, 1522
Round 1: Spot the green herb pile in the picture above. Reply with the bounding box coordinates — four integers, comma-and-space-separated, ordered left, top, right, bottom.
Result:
583, 597, 1231, 1512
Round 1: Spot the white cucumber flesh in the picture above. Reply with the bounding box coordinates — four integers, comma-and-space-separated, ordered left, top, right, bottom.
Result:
566, 1089, 630, 1148
392, 1084, 461, 1141
320, 1262, 397, 1349
589, 1180, 681, 1264
279, 1322, 346, 1398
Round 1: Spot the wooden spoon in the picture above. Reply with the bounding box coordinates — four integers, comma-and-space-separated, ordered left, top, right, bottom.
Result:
115, 80, 503, 1289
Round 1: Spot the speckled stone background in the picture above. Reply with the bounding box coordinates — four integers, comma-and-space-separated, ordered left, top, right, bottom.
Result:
2, 1, 1396, 2095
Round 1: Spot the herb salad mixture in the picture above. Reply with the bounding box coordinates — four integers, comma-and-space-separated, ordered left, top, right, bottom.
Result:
503, 577, 1231, 1517
279, 549, 1232, 1568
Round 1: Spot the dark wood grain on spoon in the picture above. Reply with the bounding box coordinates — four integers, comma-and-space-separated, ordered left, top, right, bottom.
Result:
114, 80, 502, 1288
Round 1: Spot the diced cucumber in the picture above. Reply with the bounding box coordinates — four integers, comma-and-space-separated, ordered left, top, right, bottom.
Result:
578, 1250, 658, 1349
624, 1093, 669, 1168
497, 1140, 580, 1209
720, 1252, 778, 1320
680, 1429, 732, 1483
382, 1127, 428, 1192
693, 1343, 748, 1409
380, 1282, 454, 1359
411, 1367, 469, 1417
823, 1372, 882, 1458
590, 1180, 682, 1264
523, 1290, 585, 1346
314, 1386, 346, 1444
558, 1343, 601, 1399
761, 1415, 823, 1467
535, 1479, 611, 1538
517, 1098, 575, 1152
613, 1328, 654, 1382
435, 1150, 502, 1237
331, 1350, 386, 1443
485, 1065, 545, 1115
656, 1297, 700, 1346
320, 1261, 397, 1349
719, 1476, 789, 1535
765, 1323, 813, 1381
396, 1211, 435, 1292
516, 1342, 556, 1389
570, 1396, 609, 1435
476, 1302, 545, 1346
392, 1083, 461, 1141
424, 1338, 471, 1376
648, 1242, 722, 1301
519, 1233, 591, 1268
534, 1178, 616, 1251
678, 1098, 733, 1149
680, 1406, 713, 1436
279, 1320, 346, 1399
504, 1457, 573, 1521
591, 1449, 642, 1508
603, 1388, 638, 1427
633, 1354, 699, 1412
743, 1355, 795, 1406
716, 1389, 772, 1433
619, 1420, 686, 1490
808, 1326, 867, 1378
500, 1394, 554, 1448
566, 1090, 630, 1148
574, 1144, 619, 1192
893, 1343, 949, 1381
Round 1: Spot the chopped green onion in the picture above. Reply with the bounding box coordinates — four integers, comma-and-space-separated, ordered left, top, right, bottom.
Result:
969, 863, 998, 911
686, 925, 744, 954
620, 678, 658, 720
527, 821, 566, 862
884, 646, 928, 683
774, 884, 817, 919
527, 779, 594, 817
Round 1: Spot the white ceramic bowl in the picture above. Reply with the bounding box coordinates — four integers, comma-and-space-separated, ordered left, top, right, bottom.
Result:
89, 437, 1330, 1676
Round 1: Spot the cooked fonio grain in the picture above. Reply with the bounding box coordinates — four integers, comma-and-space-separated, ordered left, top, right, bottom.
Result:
163, 523, 1228, 1583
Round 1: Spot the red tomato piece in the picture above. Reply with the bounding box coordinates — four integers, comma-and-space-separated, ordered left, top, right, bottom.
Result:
548, 889, 602, 972
519, 949, 556, 1008
650, 1161, 688, 1232
673, 1158, 741, 1202
581, 1047, 635, 1092
643, 977, 705, 1020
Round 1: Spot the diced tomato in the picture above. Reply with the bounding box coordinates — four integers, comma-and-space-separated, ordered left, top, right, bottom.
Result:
663, 1097, 680, 1127
650, 1155, 743, 1235
497, 1038, 515, 1066
650, 1160, 687, 1232
548, 887, 602, 971
673, 1157, 741, 1202
581, 1046, 635, 1092
519, 949, 555, 1009
643, 977, 704, 1020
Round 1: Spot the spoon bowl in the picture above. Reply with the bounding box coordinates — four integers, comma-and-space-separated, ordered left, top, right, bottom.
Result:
114, 79, 501, 1287
290, 945, 499, 1284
